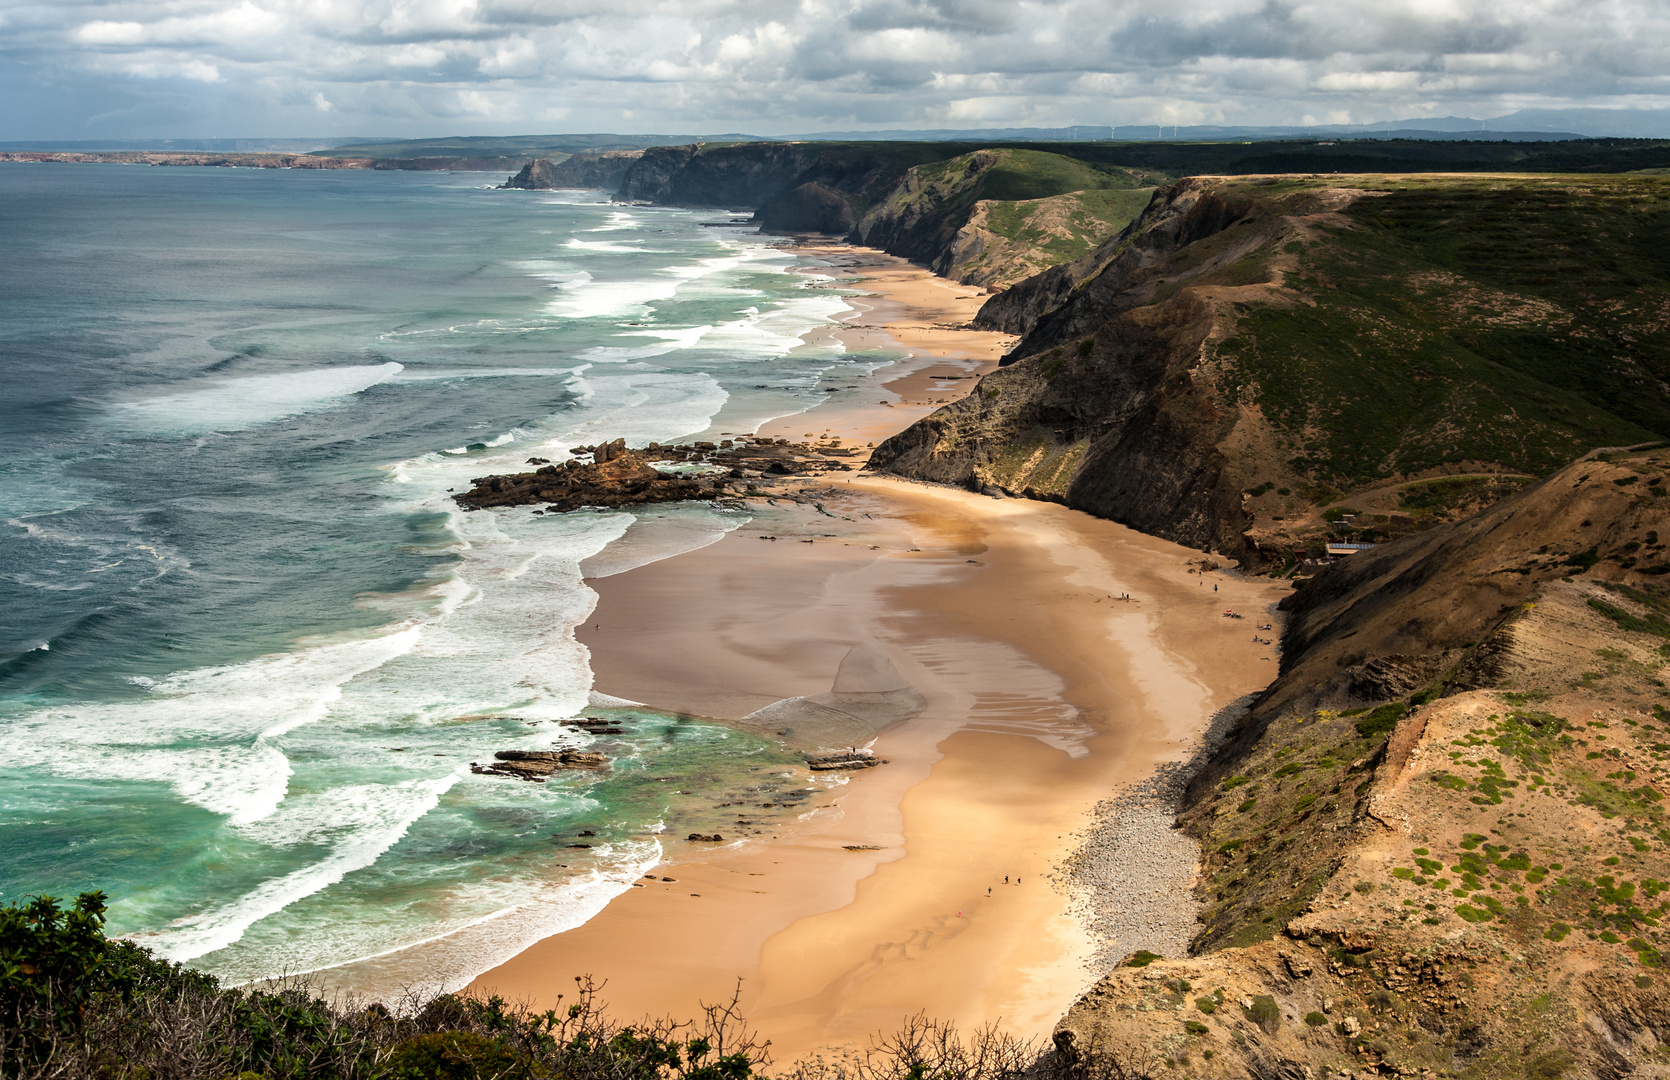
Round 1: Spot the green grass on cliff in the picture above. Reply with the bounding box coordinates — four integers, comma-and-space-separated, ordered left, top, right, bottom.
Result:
983, 188, 1157, 264
912, 148, 1157, 204
1210, 175, 1670, 486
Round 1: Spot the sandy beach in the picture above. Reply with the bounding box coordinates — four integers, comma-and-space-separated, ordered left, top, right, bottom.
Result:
470, 245, 1288, 1060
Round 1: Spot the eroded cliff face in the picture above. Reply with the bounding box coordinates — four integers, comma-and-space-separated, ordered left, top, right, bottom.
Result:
611, 143, 1154, 279
847, 150, 1007, 270
848, 149, 1157, 287
943, 187, 1157, 289
872, 173, 1670, 570
614, 142, 951, 222
500, 151, 643, 191
974, 179, 1251, 339
866, 283, 1253, 557
867, 178, 1272, 561
1054, 450, 1670, 1080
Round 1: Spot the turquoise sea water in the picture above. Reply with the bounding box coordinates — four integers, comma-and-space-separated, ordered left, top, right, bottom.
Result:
0, 164, 885, 994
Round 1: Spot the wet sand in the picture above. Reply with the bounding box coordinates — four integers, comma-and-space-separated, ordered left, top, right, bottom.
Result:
470, 246, 1288, 1060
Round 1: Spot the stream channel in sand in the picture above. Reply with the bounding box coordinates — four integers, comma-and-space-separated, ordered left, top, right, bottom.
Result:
467, 245, 1290, 1061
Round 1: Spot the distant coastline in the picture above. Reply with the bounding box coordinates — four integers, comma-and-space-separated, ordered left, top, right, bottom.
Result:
0, 151, 522, 171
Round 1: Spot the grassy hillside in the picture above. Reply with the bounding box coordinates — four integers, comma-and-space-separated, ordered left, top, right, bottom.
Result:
981, 187, 1157, 262
907, 147, 1152, 201
874, 173, 1670, 566
850, 149, 1163, 286
1055, 447, 1670, 1079
1216, 175, 1670, 487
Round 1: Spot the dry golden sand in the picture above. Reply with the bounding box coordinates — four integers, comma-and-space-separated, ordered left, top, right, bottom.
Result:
470, 246, 1288, 1060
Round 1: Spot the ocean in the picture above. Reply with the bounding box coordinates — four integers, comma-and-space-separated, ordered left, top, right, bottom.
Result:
0, 163, 887, 996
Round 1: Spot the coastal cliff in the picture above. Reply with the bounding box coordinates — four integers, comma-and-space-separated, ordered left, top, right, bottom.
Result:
615, 142, 949, 218
500, 151, 642, 191
1054, 446, 1670, 1079
846, 149, 1159, 287
610, 142, 1158, 281
869, 173, 1670, 568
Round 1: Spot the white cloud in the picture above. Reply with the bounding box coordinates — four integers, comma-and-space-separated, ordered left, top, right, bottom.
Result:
5, 0, 1670, 137
76, 21, 148, 45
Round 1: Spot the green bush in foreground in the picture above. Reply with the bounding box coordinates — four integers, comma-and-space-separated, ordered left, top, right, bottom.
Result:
1, 894, 1070, 1080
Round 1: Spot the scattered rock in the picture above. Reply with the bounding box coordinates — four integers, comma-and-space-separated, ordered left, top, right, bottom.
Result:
805, 748, 883, 771
453, 436, 856, 514
687, 833, 725, 842
471, 749, 610, 780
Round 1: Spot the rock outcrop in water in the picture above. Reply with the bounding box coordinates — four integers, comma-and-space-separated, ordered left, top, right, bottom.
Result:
453, 436, 860, 514
471, 749, 610, 781
456, 440, 716, 512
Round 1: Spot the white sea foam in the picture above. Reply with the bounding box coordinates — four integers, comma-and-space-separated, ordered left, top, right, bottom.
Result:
565, 239, 659, 254
109, 363, 404, 434
135, 774, 459, 962
545, 275, 682, 320
218, 840, 663, 998
6, 208, 856, 993
390, 366, 583, 382
587, 211, 639, 231
0, 627, 428, 826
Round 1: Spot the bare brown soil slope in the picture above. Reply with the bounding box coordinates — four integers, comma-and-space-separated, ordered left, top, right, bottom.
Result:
869, 174, 1670, 570
1057, 447, 1670, 1079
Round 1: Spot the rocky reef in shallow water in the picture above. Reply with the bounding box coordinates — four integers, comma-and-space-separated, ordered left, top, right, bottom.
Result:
471, 749, 610, 781
453, 436, 858, 514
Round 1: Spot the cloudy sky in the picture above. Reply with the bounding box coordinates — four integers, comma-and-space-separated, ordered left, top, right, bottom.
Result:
2, 0, 1667, 140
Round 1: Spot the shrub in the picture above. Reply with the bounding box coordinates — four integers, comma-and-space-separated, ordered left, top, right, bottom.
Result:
385, 1032, 528, 1080
1354, 703, 1409, 739
1242, 996, 1281, 1035
1125, 951, 1163, 968
1304, 1012, 1328, 1027
0, 893, 778, 1080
